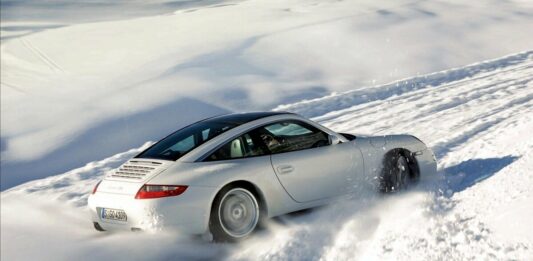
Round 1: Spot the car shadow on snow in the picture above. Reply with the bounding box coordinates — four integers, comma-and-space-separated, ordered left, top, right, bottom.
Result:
442, 156, 519, 193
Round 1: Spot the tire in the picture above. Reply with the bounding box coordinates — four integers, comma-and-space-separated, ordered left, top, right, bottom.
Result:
209, 186, 260, 242
380, 151, 413, 193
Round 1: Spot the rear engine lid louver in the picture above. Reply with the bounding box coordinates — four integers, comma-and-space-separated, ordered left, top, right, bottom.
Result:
106, 159, 172, 182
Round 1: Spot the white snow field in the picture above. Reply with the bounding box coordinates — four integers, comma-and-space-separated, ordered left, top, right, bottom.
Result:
2, 51, 532, 260
1, 0, 533, 260
2, 0, 533, 189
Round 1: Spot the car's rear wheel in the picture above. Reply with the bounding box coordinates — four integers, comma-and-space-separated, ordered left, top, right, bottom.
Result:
210, 187, 260, 242
381, 151, 414, 193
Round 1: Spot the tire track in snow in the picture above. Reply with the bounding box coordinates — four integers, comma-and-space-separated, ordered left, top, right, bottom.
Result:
315, 52, 532, 148
276, 51, 533, 119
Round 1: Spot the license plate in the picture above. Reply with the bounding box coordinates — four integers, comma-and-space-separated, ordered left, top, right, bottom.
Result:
101, 208, 127, 222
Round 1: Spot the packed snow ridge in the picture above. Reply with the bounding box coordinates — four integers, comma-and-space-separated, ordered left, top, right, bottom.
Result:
2, 51, 532, 261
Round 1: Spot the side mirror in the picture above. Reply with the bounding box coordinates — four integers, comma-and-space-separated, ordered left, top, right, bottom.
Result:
328, 134, 341, 145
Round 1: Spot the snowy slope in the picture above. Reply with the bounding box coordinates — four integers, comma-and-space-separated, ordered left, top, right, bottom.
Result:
2, 51, 532, 261
2, 0, 533, 189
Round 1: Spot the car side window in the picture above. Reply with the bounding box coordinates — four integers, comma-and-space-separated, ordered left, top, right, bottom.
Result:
167, 135, 195, 152
207, 133, 267, 161
259, 120, 329, 154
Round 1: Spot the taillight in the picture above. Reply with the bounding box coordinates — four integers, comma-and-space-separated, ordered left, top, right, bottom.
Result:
135, 185, 188, 199
92, 180, 102, 194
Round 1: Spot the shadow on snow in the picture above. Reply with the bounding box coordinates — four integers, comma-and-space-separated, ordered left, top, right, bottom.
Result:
442, 156, 519, 193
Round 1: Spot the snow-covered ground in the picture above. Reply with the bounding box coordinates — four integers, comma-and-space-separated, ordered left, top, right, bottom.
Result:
2, 0, 533, 189
2, 51, 532, 260
2, 0, 533, 260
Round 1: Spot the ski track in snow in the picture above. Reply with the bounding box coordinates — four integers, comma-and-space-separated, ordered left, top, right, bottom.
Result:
1, 51, 532, 260
20, 38, 65, 73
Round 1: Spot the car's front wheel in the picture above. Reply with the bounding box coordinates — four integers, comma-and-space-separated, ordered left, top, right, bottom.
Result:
381, 150, 416, 193
209, 187, 260, 242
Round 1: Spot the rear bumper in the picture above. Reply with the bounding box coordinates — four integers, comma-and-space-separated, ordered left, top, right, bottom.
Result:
87, 186, 217, 234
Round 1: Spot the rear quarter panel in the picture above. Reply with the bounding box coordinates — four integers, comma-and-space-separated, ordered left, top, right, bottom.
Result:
146, 155, 300, 219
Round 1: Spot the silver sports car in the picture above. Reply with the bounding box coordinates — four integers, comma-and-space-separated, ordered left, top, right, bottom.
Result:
88, 112, 437, 241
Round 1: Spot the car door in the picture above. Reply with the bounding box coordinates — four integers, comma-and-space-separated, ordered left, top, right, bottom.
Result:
261, 120, 363, 203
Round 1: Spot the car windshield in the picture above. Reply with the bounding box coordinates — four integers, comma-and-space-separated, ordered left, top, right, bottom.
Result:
136, 120, 239, 161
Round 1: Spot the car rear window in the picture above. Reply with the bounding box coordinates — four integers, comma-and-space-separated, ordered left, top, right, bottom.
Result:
136, 121, 239, 161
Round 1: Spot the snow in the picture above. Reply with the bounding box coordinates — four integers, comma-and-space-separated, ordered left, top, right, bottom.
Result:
2, 51, 532, 260
2, 0, 533, 188
1, 0, 533, 259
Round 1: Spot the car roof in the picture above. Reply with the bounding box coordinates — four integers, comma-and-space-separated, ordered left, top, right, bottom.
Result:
204, 111, 294, 125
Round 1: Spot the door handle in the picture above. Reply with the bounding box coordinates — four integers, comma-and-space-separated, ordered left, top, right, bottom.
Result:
277, 165, 294, 174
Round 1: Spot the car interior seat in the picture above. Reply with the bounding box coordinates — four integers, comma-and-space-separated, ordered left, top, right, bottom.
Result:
230, 139, 244, 158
